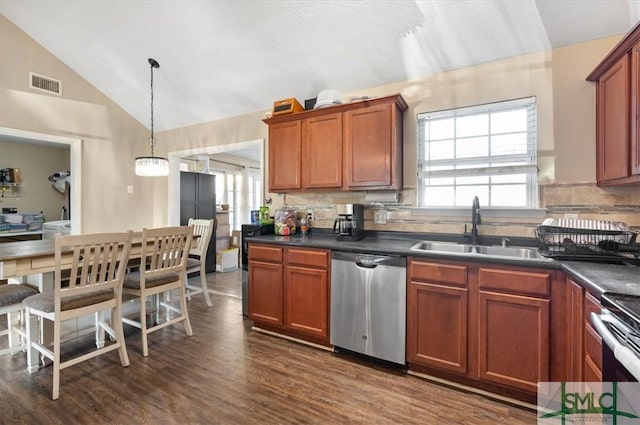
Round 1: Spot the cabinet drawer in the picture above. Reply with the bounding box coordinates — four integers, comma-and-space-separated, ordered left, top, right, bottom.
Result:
286, 248, 329, 269
248, 244, 282, 263
478, 267, 550, 297
584, 324, 603, 370
584, 292, 601, 322
409, 260, 467, 287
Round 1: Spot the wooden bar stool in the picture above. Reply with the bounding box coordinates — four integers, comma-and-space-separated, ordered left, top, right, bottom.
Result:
23, 231, 133, 400
0, 282, 38, 356
122, 226, 193, 357
185, 218, 214, 307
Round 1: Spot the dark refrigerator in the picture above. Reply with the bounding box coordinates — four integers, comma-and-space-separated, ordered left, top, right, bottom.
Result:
180, 171, 216, 272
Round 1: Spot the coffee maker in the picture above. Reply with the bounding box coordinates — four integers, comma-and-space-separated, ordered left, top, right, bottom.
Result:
333, 204, 365, 241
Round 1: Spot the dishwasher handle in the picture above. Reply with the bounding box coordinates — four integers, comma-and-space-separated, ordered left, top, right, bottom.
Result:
332, 251, 406, 268
355, 258, 379, 268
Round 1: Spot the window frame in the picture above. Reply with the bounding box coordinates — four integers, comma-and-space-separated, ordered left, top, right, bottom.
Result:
417, 96, 538, 209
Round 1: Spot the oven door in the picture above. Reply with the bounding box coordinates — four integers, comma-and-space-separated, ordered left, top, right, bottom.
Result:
591, 310, 640, 382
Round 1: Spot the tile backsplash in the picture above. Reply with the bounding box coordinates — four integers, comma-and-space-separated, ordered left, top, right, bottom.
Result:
270, 182, 640, 239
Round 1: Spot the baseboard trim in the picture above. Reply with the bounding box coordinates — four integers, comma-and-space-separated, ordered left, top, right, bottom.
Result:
407, 370, 537, 412
251, 326, 334, 352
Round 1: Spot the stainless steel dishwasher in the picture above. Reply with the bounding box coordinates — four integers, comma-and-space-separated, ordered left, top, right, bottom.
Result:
330, 251, 407, 365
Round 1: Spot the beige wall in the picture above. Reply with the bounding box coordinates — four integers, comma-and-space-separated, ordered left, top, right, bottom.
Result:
1, 16, 163, 233
0, 140, 69, 221
347, 35, 622, 187
2, 14, 636, 237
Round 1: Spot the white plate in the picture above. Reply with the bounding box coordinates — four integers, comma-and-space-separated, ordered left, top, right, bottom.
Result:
313, 100, 342, 109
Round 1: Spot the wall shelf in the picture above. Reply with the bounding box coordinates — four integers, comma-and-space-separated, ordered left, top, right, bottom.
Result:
0, 182, 25, 198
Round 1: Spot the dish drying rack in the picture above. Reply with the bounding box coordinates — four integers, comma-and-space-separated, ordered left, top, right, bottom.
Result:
535, 218, 639, 261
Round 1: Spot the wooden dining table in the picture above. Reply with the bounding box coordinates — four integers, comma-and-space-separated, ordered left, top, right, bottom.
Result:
0, 231, 197, 373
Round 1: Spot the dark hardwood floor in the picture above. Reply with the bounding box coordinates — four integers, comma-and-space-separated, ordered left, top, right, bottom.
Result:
0, 270, 536, 424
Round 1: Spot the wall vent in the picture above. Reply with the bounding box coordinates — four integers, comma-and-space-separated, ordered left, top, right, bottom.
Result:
29, 72, 62, 95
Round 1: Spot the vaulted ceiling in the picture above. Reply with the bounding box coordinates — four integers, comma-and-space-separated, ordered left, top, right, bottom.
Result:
2, 0, 639, 132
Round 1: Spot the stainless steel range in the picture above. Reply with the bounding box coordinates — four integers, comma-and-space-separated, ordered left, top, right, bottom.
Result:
592, 292, 640, 382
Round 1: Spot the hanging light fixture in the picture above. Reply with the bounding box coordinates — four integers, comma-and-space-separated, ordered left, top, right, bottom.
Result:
135, 58, 169, 176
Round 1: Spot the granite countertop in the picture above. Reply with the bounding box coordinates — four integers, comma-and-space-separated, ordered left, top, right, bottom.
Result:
246, 231, 640, 300
561, 261, 640, 298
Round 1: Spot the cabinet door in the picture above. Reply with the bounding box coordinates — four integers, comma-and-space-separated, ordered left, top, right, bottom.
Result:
268, 120, 302, 191
285, 266, 329, 338
408, 281, 468, 374
632, 40, 640, 176
248, 261, 283, 326
567, 279, 584, 382
344, 103, 393, 188
584, 292, 602, 381
302, 112, 343, 189
478, 291, 550, 393
597, 54, 630, 183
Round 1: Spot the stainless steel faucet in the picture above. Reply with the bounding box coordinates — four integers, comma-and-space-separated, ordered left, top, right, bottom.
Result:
471, 196, 481, 245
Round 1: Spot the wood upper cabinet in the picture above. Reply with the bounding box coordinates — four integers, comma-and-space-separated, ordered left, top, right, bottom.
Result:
587, 22, 640, 185
248, 244, 284, 326
408, 260, 468, 374
264, 94, 407, 192
268, 120, 302, 191
596, 55, 630, 182
302, 112, 343, 189
248, 243, 330, 344
633, 39, 640, 176
344, 102, 402, 189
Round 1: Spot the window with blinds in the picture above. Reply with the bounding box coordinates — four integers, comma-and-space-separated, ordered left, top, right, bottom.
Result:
417, 97, 537, 208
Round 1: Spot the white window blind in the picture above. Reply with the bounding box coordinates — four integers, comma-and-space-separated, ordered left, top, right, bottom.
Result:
417, 97, 537, 208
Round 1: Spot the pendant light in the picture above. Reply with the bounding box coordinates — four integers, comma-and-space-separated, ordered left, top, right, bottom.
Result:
135, 58, 169, 176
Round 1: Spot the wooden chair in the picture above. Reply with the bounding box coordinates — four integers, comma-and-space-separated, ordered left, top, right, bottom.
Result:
122, 226, 193, 357
185, 218, 215, 307
23, 231, 133, 400
0, 282, 38, 356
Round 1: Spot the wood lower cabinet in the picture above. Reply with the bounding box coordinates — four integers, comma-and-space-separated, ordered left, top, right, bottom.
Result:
566, 278, 604, 383
584, 292, 603, 381
248, 243, 330, 344
477, 291, 549, 392
587, 22, 640, 185
567, 278, 585, 381
408, 260, 468, 374
248, 244, 284, 325
284, 248, 330, 339
408, 258, 557, 398
476, 267, 551, 393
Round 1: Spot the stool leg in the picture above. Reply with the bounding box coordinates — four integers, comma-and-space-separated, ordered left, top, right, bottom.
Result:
25, 308, 40, 374
200, 268, 212, 307
95, 311, 105, 348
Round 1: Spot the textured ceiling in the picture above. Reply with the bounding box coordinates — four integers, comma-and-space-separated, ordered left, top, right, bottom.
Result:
1, 0, 639, 132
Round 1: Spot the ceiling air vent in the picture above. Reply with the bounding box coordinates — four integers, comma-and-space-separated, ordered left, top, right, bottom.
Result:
29, 72, 62, 96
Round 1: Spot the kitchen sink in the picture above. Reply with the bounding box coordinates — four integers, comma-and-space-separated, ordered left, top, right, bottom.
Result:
472, 245, 544, 258
410, 241, 473, 253
410, 240, 548, 260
